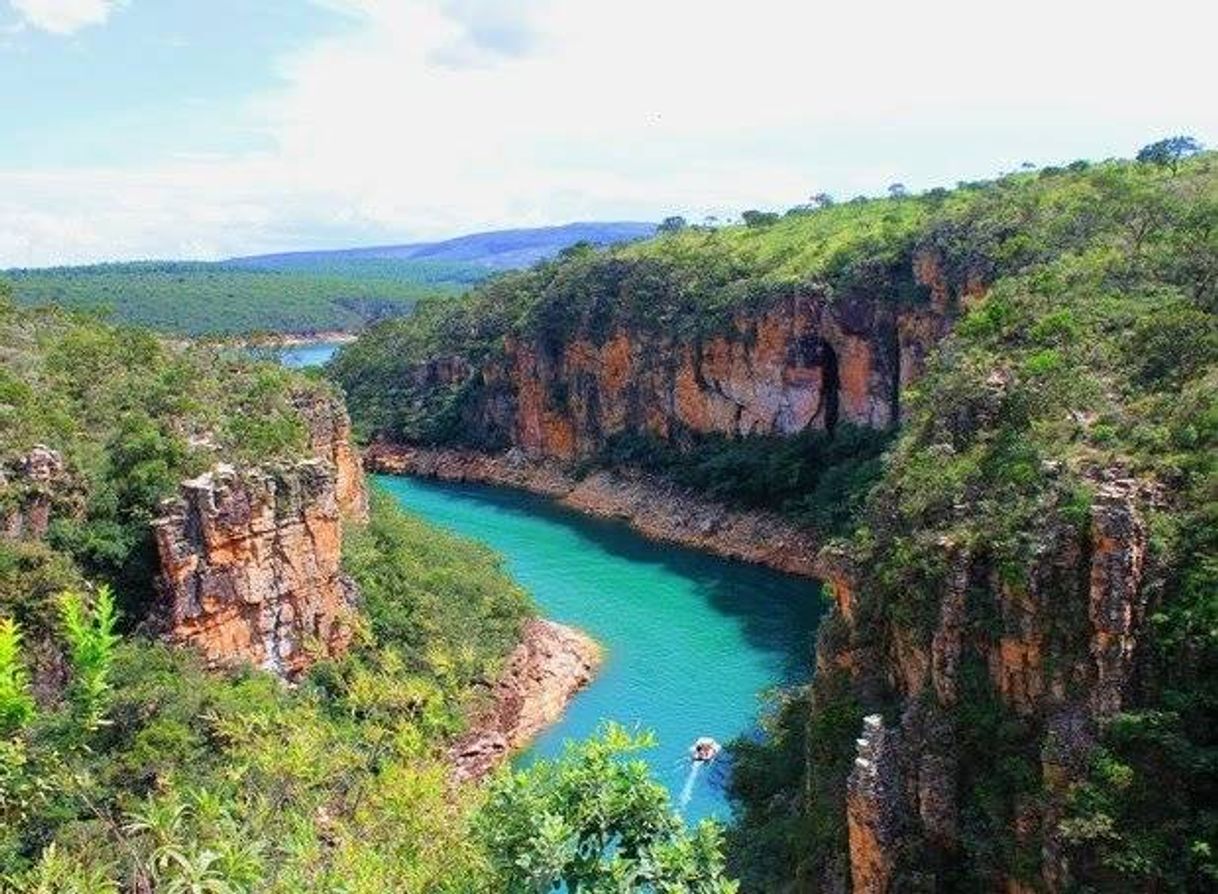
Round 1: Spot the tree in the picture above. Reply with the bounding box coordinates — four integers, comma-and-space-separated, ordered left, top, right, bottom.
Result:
810, 192, 835, 208
658, 216, 688, 234
477, 724, 738, 892
741, 210, 780, 228
887, 183, 908, 199
1137, 136, 1204, 172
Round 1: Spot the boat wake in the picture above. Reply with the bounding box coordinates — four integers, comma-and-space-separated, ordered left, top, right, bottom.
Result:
678, 760, 703, 814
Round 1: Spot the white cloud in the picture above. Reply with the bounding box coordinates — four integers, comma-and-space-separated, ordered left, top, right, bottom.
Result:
8, 0, 122, 35
2, 0, 1217, 265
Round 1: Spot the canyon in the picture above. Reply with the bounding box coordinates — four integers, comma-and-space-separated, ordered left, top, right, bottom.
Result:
398, 249, 967, 462
364, 228, 1180, 890
365, 443, 824, 578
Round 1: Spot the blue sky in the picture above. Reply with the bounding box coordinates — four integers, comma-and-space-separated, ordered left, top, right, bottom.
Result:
1, 1, 347, 167
2, 0, 1215, 266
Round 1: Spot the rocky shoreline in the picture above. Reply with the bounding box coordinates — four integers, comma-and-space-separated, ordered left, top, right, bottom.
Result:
364, 443, 825, 579
450, 618, 601, 781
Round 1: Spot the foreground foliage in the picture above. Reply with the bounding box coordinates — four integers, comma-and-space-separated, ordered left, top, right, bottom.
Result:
478, 724, 737, 893
1, 496, 519, 891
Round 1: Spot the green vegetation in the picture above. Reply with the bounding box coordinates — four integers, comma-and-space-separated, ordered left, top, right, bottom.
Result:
0, 495, 731, 890
341, 489, 531, 691
727, 151, 1218, 890
0, 292, 325, 627
0, 287, 730, 890
478, 723, 738, 892
4, 259, 484, 336
331, 145, 1216, 891
592, 425, 892, 535
333, 193, 930, 406
0, 546, 496, 891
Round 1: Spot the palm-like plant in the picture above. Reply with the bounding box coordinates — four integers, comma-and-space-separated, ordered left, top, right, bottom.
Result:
0, 617, 36, 736
59, 586, 120, 731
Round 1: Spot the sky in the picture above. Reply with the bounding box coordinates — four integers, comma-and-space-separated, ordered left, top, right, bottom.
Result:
1, 0, 1215, 267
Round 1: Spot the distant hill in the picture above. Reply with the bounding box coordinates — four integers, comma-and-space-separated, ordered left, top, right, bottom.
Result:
2, 222, 656, 336
230, 222, 657, 272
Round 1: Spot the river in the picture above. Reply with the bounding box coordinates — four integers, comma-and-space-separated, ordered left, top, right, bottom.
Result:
278, 340, 345, 368
375, 474, 824, 822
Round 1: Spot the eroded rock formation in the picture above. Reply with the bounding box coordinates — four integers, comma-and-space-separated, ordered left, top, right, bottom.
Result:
846, 716, 901, 894
152, 461, 357, 677
827, 476, 1153, 891
150, 389, 370, 677
295, 390, 369, 521
450, 618, 601, 781
407, 270, 956, 462
0, 445, 72, 541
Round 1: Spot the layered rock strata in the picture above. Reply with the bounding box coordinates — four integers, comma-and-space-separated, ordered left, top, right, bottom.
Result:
295, 390, 369, 521
152, 461, 357, 677
830, 476, 1153, 891
418, 292, 950, 462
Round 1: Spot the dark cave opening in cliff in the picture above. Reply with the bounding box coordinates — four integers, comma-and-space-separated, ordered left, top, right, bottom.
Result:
820, 340, 841, 433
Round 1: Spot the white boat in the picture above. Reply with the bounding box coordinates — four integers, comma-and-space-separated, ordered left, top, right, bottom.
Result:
690, 736, 721, 762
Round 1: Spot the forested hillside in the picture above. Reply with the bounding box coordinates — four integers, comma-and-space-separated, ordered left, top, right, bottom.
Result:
331, 146, 1218, 891
5, 223, 656, 337
0, 289, 737, 891
3, 260, 479, 336
231, 221, 656, 271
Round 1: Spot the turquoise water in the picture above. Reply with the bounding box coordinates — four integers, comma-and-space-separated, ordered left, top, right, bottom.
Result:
374, 474, 825, 822
278, 341, 343, 368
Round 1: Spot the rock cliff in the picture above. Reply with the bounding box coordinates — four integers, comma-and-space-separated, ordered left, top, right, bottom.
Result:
404, 269, 955, 462
828, 476, 1154, 892
295, 390, 369, 522
152, 461, 357, 677
150, 390, 370, 677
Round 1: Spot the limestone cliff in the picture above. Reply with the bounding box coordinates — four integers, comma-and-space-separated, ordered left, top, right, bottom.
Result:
148, 388, 371, 677
152, 461, 357, 677
827, 476, 1154, 892
295, 390, 369, 522
399, 257, 957, 462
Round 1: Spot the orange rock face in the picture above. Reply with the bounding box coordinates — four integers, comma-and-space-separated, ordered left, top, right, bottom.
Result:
294, 391, 369, 521
847, 715, 900, 894
153, 462, 356, 678
429, 291, 954, 461
832, 476, 1154, 891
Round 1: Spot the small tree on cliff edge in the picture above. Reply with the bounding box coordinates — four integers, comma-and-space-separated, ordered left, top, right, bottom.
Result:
1137, 135, 1204, 173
